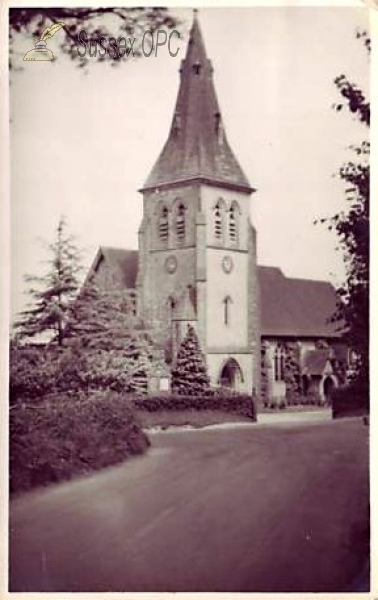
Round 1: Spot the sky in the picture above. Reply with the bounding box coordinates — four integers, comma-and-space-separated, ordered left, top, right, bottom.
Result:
9, 4, 370, 320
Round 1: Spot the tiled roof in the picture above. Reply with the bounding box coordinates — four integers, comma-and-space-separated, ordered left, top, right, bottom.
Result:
259, 266, 341, 338
90, 247, 341, 339
142, 13, 252, 193
92, 247, 138, 289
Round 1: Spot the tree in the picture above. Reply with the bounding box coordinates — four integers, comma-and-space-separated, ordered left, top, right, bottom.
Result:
171, 325, 210, 395
324, 31, 369, 394
9, 7, 180, 69
63, 282, 162, 394
14, 216, 83, 346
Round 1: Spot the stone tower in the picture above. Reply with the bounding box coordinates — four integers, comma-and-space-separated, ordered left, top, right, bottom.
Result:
137, 12, 260, 393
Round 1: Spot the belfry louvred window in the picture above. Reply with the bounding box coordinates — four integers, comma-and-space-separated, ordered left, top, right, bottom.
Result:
229, 202, 239, 243
176, 204, 186, 240
229, 206, 236, 242
159, 206, 168, 241
214, 202, 223, 239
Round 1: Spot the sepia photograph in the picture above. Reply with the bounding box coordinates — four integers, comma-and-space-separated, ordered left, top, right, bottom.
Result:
4, 2, 371, 594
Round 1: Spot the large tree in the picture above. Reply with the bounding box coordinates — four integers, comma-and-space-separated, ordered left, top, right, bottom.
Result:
14, 216, 83, 346
63, 282, 162, 394
326, 31, 369, 393
9, 7, 180, 69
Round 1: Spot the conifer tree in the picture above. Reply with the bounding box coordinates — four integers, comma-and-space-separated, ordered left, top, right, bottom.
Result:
171, 325, 210, 396
15, 217, 83, 346
65, 282, 159, 394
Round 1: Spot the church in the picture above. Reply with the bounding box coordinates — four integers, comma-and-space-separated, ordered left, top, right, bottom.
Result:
88, 13, 347, 404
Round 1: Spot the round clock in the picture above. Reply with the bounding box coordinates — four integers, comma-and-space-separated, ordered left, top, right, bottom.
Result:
165, 255, 177, 274
222, 255, 234, 274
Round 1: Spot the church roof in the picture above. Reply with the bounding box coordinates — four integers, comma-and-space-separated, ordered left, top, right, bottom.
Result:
89, 246, 138, 289
259, 266, 341, 338
142, 12, 253, 193
89, 247, 341, 339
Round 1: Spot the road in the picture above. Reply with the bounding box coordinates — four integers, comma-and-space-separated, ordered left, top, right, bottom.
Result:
9, 416, 369, 592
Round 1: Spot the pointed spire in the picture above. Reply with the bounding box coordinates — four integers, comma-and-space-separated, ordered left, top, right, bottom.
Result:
142, 12, 252, 193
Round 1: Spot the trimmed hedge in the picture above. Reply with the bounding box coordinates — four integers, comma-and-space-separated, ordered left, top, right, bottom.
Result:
331, 383, 369, 419
10, 392, 150, 495
133, 392, 257, 421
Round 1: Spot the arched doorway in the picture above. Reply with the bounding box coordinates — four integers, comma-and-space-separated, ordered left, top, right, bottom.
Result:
302, 374, 310, 396
323, 376, 335, 403
219, 358, 244, 391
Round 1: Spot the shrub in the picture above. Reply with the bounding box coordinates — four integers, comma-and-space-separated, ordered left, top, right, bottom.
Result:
331, 383, 369, 419
134, 392, 257, 421
9, 392, 150, 495
9, 345, 59, 404
9, 341, 150, 404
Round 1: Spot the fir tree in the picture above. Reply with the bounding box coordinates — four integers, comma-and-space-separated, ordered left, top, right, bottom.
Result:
14, 217, 83, 346
171, 325, 210, 396
65, 282, 160, 394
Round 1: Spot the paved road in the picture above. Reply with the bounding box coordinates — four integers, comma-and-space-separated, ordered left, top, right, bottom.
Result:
9, 417, 369, 592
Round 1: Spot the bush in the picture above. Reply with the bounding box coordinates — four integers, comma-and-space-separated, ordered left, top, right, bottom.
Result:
331, 383, 369, 419
134, 392, 257, 421
9, 392, 150, 495
9, 345, 59, 404
9, 342, 149, 405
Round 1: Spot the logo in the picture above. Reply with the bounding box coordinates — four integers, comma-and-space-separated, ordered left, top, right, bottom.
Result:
23, 22, 65, 62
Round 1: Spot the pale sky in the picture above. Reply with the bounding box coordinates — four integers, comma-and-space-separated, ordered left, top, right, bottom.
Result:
10, 5, 370, 319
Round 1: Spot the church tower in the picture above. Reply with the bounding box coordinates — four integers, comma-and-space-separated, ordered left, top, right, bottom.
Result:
137, 12, 260, 393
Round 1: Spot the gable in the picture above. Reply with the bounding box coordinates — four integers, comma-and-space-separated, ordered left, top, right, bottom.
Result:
89, 247, 138, 290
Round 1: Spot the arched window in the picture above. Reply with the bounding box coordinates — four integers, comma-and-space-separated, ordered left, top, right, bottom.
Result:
176, 203, 186, 241
229, 202, 240, 243
274, 345, 285, 381
214, 201, 224, 240
158, 206, 168, 241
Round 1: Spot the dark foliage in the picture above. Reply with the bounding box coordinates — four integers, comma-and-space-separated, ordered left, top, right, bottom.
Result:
10, 392, 150, 495
331, 382, 368, 419
9, 344, 59, 404
317, 33, 369, 394
134, 392, 257, 421
171, 325, 210, 395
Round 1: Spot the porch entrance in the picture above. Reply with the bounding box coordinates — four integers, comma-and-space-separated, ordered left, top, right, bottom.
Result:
219, 358, 243, 391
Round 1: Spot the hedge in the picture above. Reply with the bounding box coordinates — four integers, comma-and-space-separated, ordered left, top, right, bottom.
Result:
331, 383, 369, 419
133, 392, 257, 421
9, 392, 150, 495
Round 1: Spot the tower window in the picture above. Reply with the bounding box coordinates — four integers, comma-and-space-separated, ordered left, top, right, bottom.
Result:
229, 202, 239, 244
214, 201, 223, 240
274, 345, 285, 381
176, 203, 186, 240
223, 295, 233, 325
159, 206, 168, 241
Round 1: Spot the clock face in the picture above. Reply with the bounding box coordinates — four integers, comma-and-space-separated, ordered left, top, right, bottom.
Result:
222, 255, 234, 274
165, 255, 177, 274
